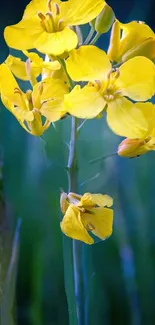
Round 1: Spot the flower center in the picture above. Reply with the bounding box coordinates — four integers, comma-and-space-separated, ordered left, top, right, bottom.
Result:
91, 68, 122, 102
37, 0, 64, 33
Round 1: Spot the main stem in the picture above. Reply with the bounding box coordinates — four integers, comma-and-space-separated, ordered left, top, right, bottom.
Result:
64, 116, 84, 325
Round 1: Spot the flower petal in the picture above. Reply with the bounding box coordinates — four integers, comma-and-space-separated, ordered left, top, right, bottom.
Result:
0, 64, 34, 121
115, 56, 155, 101
79, 193, 113, 207
134, 102, 155, 135
107, 97, 148, 138
60, 205, 94, 244
66, 45, 111, 82
61, 0, 105, 26
64, 85, 106, 118
1, 94, 34, 122
39, 77, 68, 121
23, 0, 48, 18
118, 21, 154, 60
4, 16, 43, 50
35, 28, 78, 55
83, 207, 113, 240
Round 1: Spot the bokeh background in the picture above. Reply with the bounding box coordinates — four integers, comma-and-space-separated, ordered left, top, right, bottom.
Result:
1, 0, 155, 324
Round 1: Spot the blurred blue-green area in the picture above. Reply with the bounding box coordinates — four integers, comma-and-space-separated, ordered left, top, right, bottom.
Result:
1, 0, 155, 324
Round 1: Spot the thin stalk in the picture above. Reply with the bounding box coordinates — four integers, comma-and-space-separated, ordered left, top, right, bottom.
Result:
63, 117, 84, 325
89, 152, 117, 164
90, 33, 100, 45
60, 57, 85, 325
84, 26, 95, 45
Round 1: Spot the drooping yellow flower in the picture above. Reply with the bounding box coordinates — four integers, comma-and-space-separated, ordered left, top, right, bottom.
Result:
0, 64, 68, 135
4, 0, 105, 56
117, 102, 155, 157
108, 20, 155, 63
65, 45, 155, 138
5, 51, 60, 81
60, 191, 113, 244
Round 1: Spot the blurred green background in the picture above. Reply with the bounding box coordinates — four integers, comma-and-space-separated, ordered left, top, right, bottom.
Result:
1, 0, 155, 324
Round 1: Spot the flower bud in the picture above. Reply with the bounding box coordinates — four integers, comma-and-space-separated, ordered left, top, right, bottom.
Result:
95, 4, 115, 34
107, 20, 120, 62
117, 138, 148, 158
122, 37, 155, 62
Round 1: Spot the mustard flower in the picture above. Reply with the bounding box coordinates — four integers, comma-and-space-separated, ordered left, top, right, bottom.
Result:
117, 102, 155, 158
65, 45, 155, 138
60, 191, 113, 244
0, 64, 68, 135
4, 0, 105, 56
108, 20, 155, 63
5, 51, 60, 81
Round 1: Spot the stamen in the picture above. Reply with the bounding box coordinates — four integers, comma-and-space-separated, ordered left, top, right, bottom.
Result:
55, 3, 60, 15
95, 80, 102, 90
14, 87, 22, 95
41, 98, 54, 106
38, 82, 44, 95
47, 0, 52, 12
38, 12, 48, 31
114, 90, 122, 96
104, 94, 114, 101
107, 69, 113, 79
38, 11, 46, 21
46, 12, 55, 31
26, 90, 33, 110
57, 18, 64, 31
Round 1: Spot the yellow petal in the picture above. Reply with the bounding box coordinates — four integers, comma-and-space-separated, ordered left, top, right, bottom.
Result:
64, 85, 106, 118
118, 21, 155, 60
4, 16, 43, 50
134, 102, 155, 135
82, 207, 113, 240
23, 50, 43, 65
5, 55, 28, 80
66, 45, 111, 82
0, 63, 19, 97
0, 64, 24, 108
35, 28, 78, 56
1, 94, 33, 122
23, 0, 48, 18
40, 78, 68, 121
61, 0, 105, 26
122, 38, 155, 62
79, 193, 113, 207
115, 56, 155, 101
107, 97, 148, 138
60, 205, 94, 244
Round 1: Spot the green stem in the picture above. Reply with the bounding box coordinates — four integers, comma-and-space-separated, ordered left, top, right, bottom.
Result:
90, 33, 100, 45
63, 117, 84, 325
60, 58, 84, 325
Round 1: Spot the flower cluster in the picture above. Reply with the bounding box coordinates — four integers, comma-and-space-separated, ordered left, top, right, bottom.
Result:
1, 0, 155, 243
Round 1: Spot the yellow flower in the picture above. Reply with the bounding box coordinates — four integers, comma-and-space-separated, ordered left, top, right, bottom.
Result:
5, 51, 60, 81
60, 191, 113, 244
117, 102, 155, 157
108, 20, 155, 63
65, 45, 155, 138
0, 63, 68, 135
4, 0, 105, 56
